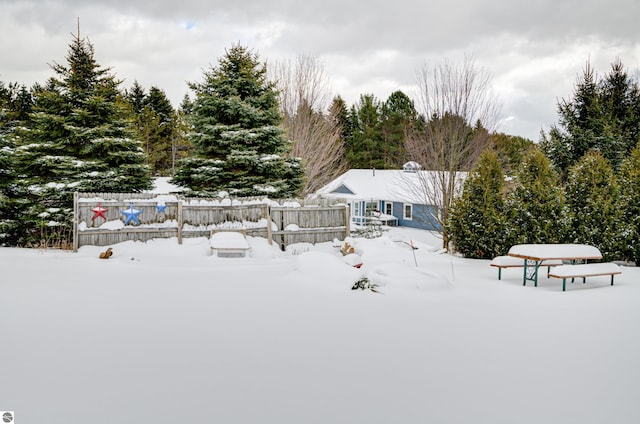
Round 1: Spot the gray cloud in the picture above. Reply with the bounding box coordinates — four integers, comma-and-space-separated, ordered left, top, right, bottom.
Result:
2, 0, 640, 140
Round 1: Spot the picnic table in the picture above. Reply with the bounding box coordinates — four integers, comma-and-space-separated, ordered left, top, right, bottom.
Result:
507, 244, 602, 286
209, 231, 250, 258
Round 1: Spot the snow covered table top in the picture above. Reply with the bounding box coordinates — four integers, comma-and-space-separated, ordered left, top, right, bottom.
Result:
209, 231, 250, 251
507, 244, 602, 261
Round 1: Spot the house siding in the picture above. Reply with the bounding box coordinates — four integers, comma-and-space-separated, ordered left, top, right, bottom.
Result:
393, 202, 441, 231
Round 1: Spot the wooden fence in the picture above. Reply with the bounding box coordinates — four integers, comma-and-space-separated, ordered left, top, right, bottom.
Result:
74, 192, 349, 251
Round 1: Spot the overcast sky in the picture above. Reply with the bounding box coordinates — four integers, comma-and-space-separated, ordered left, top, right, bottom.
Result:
2, 0, 639, 141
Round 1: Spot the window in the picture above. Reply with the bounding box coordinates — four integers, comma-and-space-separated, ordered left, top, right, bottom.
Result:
403, 203, 413, 220
385, 202, 393, 216
352, 201, 361, 216
365, 201, 378, 216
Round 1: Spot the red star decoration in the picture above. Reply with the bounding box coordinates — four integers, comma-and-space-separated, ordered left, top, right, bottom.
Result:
91, 203, 109, 221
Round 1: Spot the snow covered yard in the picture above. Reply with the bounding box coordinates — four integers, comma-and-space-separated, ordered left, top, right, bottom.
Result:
1, 228, 639, 424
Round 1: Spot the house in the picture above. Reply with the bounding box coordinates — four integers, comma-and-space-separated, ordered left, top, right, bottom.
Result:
315, 162, 465, 231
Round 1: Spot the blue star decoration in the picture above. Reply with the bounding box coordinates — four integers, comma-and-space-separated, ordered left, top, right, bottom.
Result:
121, 202, 142, 225
156, 202, 167, 214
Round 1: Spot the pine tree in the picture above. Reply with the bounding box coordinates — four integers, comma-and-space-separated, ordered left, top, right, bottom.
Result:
172, 44, 304, 197
0, 83, 17, 244
0, 130, 16, 245
564, 150, 621, 260
379, 90, 415, 168
12, 32, 151, 247
618, 142, 640, 264
329, 96, 349, 142
345, 94, 384, 169
125, 85, 181, 176
125, 80, 146, 114
505, 148, 565, 244
448, 150, 509, 258
599, 59, 640, 166
1, 81, 33, 245
541, 59, 640, 176
488, 132, 535, 176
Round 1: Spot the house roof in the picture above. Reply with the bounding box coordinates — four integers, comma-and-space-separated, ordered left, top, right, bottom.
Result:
315, 169, 466, 205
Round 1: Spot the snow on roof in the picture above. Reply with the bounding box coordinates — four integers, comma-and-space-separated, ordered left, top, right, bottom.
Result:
315, 169, 465, 205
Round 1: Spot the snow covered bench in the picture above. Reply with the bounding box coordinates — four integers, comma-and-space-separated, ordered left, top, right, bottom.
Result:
548, 262, 621, 291
209, 231, 250, 258
490, 255, 563, 280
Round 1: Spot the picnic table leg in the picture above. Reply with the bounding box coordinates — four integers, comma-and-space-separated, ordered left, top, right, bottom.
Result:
523, 260, 540, 286
563, 278, 566, 292
498, 268, 502, 280
611, 275, 615, 286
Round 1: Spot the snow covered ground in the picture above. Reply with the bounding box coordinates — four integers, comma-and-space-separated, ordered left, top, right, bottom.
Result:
1, 227, 639, 424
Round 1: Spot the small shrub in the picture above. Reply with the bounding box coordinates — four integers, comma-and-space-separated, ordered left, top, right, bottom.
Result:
351, 277, 380, 293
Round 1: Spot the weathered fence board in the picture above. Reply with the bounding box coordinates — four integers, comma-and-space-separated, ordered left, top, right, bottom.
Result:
74, 193, 348, 251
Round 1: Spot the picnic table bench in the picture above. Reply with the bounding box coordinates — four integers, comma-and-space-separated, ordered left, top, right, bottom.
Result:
506, 244, 604, 289
548, 262, 621, 291
490, 255, 563, 280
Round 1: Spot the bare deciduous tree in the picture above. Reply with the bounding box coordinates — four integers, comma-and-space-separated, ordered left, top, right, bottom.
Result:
271, 54, 347, 195
405, 56, 502, 249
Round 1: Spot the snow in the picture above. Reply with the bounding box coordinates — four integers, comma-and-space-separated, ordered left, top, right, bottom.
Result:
508, 243, 603, 260
148, 176, 183, 193
491, 255, 563, 267
315, 169, 466, 204
1, 227, 639, 424
548, 262, 621, 277
209, 231, 250, 249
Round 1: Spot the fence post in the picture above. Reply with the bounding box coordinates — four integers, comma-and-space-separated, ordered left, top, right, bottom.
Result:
177, 199, 183, 245
344, 203, 350, 240
265, 204, 273, 245
73, 191, 79, 252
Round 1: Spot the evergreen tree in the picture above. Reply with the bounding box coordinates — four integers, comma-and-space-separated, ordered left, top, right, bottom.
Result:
125, 80, 146, 114
0, 82, 18, 244
170, 101, 193, 175
564, 150, 621, 260
541, 59, 640, 176
179, 94, 194, 115
448, 150, 509, 258
13, 32, 151, 247
1, 81, 33, 245
379, 90, 415, 168
329, 95, 350, 144
599, 59, 640, 165
0, 130, 16, 246
488, 132, 535, 176
505, 149, 565, 245
618, 142, 640, 264
345, 94, 384, 169
172, 44, 303, 197
125, 85, 180, 176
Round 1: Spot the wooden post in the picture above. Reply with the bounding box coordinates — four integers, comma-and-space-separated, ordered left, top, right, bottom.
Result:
177, 200, 183, 245
344, 203, 350, 240
265, 204, 273, 245
73, 191, 79, 252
